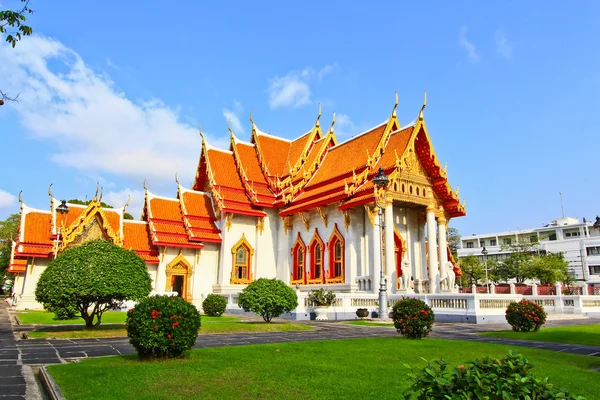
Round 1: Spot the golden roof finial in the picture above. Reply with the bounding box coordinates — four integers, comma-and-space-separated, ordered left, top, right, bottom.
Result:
47, 183, 53, 198
94, 182, 99, 200
143, 178, 148, 191
99, 186, 103, 202
329, 112, 336, 133
456, 185, 460, 198
249, 109, 254, 127
392, 91, 398, 117
316, 103, 322, 127
227, 118, 233, 135
18, 190, 23, 204
418, 91, 427, 121
124, 194, 131, 209
175, 172, 180, 186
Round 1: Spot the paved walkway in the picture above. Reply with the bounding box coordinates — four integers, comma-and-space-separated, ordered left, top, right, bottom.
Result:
0, 301, 42, 399
11, 317, 600, 365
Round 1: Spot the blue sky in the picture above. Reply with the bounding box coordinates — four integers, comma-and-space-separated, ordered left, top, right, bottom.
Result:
1, 1, 599, 236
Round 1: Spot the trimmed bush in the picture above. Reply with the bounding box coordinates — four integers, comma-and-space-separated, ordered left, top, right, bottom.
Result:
391, 297, 434, 339
126, 295, 201, 359
404, 350, 583, 399
237, 278, 298, 322
35, 240, 152, 327
506, 299, 547, 332
202, 294, 227, 317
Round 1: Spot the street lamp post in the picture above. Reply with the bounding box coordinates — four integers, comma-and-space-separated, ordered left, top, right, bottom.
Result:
54, 200, 69, 259
372, 167, 389, 319
482, 246, 489, 294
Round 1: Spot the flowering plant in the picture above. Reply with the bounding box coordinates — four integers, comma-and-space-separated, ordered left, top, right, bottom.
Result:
307, 288, 336, 307
126, 295, 201, 359
391, 297, 434, 339
505, 299, 547, 332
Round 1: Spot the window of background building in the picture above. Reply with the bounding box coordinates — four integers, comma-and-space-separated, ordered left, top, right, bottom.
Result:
480, 240, 485, 247
466, 242, 474, 248
587, 247, 600, 256
549, 232, 557, 241
490, 239, 497, 246
503, 238, 512, 245
589, 265, 600, 275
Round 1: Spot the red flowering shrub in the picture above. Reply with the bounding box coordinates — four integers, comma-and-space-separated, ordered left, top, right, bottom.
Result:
506, 299, 547, 332
126, 295, 201, 359
391, 297, 434, 339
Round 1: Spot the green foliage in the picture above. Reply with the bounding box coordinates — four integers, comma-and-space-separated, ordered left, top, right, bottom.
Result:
237, 278, 298, 322
35, 240, 152, 328
202, 294, 227, 317
306, 288, 336, 307
506, 300, 547, 332
0, 213, 19, 277
47, 303, 78, 320
404, 350, 584, 399
447, 227, 461, 259
126, 295, 201, 359
523, 253, 570, 285
392, 297, 434, 339
0, 0, 33, 48
457, 255, 485, 286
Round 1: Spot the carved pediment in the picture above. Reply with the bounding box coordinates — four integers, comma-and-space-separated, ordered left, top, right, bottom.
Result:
60, 200, 122, 251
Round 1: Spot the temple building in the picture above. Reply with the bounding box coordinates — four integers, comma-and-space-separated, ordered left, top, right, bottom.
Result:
9, 96, 466, 311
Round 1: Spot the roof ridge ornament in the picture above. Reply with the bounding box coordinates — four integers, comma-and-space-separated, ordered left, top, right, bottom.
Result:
99, 186, 103, 202
392, 91, 398, 117
18, 190, 23, 204
328, 112, 336, 133
316, 103, 322, 127
93, 182, 99, 200
48, 183, 53, 198
143, 178, 148, 191
249, 109, 254, 127
124, 194, 131, 209
175, 172, 180, 186
227, 118, 233, 135
418, 91, 427, 121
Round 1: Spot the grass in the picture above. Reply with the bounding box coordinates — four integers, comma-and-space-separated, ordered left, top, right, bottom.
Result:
480, 324, 600, 347
344, 320, 395, 327
47, 337, 600, 400
16, 310, 127, 325
25, 314, 313, 339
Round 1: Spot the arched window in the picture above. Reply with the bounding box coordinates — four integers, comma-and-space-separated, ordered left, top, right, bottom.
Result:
308, 229, 325, 284
231, 234, 254, 284
291, 233, 306, 284
327, 224, 345, 284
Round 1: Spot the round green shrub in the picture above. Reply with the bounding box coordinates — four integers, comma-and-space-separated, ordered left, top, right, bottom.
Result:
237, 278, 298, 322
202, 294, 227, 317
126, 295, 201, 359
405, 350, 582, 399
391, 297, 434, 339
506, 299, 547, 332
35, 240, 152, 328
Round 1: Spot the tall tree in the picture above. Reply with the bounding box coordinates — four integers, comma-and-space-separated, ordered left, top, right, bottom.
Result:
458, 255, 485, 286
446, 227, 461, 259
0, 0, 33, 104
0, 213, 20, 277
523, 253, 570, 285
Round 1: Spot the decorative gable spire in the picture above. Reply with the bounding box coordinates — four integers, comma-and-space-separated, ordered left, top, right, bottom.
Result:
315, 103, 322, 127
418, 91, 427, 121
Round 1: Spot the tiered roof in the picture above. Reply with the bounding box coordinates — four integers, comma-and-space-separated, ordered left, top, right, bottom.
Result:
191, 97, 466, 220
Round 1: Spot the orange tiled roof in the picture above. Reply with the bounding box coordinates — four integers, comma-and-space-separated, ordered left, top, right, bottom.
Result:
287, 131, 312, 173
254, 133, 292, 177
22, 212, 53, 245
373, 126, 414, 170
145, 194, 204, 249
122, 221, 159, 263
8, 258, 27, 273
180, 189, 222, 243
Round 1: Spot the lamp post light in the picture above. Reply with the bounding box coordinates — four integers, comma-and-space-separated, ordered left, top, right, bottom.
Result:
482, 246, 489, 294
372, 166, 389, 319
54, 200, 69, 259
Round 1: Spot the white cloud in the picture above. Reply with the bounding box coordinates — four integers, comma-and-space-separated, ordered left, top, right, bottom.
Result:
106, 57, 120, 70
458, 25, 480, 62
494, 29, 513, 59
103, 188, 145, 219
267, 64, 337, 109
0, 35, 227, 191
0, 189, 17, 210
223, 100, 244, 135
334, 113, 355, 138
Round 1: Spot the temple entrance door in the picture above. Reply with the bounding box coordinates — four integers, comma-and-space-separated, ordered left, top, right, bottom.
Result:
394, 231, 404, 289
172, 275, 184, 297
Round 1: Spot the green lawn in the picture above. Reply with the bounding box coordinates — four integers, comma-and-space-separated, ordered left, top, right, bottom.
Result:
344, 320, 395, 327
47, 338, 600, 400
480, 324, 600, 347
26, 314, 312, 339
16, 310, 127, 325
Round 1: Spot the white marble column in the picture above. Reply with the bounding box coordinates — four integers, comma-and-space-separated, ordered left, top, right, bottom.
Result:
372, 210, 382, 294
384, 200, 395, 290
437, 214, 448, 288
426, 205, 439, 293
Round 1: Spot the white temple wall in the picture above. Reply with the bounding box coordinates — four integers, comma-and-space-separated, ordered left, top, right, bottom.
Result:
16, 257, 49, 309
389, 207, 425, 293
191, 242, 219, 307
257, 209, 278, 280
